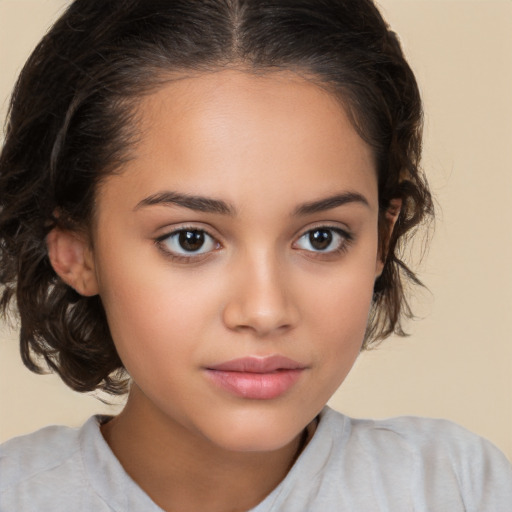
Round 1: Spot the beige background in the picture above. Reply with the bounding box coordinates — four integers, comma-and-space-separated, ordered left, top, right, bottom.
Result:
1, 0, 511, 460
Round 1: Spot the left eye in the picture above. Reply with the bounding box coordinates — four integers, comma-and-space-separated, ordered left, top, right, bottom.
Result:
159, 229, 218, 256
295, 227, 347, 253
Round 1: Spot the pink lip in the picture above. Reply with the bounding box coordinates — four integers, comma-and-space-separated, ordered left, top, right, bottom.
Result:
204, 356, 306, 400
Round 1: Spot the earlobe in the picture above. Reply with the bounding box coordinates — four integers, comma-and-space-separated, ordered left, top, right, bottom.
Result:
375, 198, 402, 278
46, 228, 99, 296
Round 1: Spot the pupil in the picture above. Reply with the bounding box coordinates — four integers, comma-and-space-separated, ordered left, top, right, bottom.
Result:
179, 230, 204, 252
310, 229, 332, 250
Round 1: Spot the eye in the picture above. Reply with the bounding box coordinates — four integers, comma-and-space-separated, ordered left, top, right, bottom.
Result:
158, 228, 219, 257
294, 227, 350, 253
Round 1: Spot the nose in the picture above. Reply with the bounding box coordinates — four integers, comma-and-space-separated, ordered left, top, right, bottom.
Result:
222, 251, 300, 337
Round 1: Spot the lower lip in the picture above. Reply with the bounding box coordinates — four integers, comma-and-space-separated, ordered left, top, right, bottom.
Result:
204, 369, 304, 399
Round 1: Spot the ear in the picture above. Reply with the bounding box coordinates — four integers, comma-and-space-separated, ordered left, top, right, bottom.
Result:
375, 198, 402, 278
46, 228, 99, 296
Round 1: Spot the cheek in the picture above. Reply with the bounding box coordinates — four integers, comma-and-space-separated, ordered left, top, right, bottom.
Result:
94, 246, 221, 371
300, 250, 377, 367
305, 251, 377, 332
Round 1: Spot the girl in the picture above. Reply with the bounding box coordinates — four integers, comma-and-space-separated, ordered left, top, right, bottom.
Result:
1, 1, 511, 510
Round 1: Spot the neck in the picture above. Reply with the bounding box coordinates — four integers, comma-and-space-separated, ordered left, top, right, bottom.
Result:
101, 386, 316, 512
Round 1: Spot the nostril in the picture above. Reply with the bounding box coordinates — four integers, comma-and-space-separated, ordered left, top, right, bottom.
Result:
222, 298, 298, 336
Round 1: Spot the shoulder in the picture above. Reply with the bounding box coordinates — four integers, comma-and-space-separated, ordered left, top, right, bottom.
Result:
0, 422, 82, 489
323, 406, 508, 460
0, 417, 107, 511
317, 408, 512, 510
0, 415, 162, 512
347, 411, 509, 468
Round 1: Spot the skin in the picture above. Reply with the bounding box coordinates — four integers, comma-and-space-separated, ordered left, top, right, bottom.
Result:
48, 70, 396, 512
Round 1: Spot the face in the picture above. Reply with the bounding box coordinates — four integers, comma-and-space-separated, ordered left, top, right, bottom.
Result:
89, 70, 382, 452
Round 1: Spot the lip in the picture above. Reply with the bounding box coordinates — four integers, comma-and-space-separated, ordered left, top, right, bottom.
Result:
204, 356, 306, 400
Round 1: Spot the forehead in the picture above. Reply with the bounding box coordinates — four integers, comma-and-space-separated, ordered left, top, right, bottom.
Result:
97, 70, 378, 215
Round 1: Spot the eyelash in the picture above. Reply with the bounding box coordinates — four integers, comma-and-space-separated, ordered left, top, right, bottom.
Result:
293, 225, 354, 258
155, 224, 354, 263
155, 225, 220, 263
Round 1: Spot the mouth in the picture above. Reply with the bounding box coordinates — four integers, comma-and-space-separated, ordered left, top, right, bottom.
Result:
204, 355, 306, 400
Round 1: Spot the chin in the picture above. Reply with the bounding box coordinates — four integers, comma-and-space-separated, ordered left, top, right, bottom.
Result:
201, 409, 307, 453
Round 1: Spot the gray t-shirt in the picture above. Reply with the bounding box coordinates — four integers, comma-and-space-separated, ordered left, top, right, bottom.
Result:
1, 406, 511, 511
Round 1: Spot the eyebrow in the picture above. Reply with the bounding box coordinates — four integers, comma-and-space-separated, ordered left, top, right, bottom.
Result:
135, 190, 369, 216
293, 192, 370, 216
135, 191, 235, 215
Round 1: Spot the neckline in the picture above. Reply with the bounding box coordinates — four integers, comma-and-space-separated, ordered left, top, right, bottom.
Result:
80, 406, 341, 511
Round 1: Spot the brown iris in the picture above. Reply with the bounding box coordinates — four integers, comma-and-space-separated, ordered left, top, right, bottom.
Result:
309, 229, 333, 251
179, 230, 206, 252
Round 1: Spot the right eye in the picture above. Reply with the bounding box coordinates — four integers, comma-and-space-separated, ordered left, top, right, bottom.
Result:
157, 228, 219, 258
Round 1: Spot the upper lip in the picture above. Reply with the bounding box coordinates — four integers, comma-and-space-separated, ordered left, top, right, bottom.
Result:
206, 355, 305, 373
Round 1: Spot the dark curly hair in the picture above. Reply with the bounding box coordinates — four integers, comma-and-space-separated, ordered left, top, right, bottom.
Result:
0, 0, 433, 394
